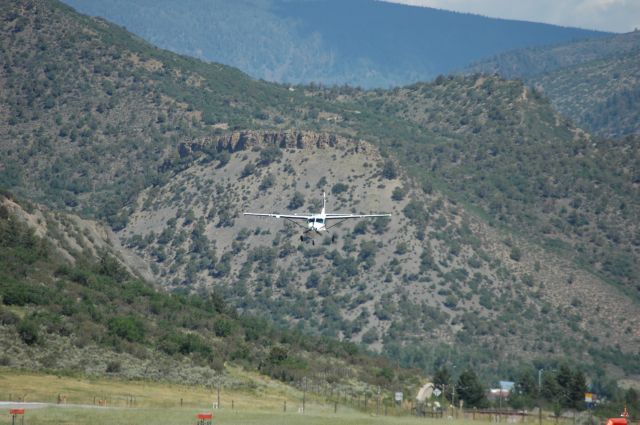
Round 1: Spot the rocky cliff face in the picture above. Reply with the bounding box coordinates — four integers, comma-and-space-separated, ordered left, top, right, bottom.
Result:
178, 131, 371, 158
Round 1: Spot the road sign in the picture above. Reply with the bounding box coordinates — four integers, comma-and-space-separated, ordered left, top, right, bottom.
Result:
395, 392, 403, 402
433, 388, 442, 397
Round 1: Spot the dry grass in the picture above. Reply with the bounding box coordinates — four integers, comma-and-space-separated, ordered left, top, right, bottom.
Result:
0, 367, 307, 410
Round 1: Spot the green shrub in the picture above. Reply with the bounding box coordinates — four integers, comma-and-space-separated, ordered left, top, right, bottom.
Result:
287, 191, 305, 210
391, 186, 406, 201
213, 318, 233, 337
108, 316, 146, 343
18, 319, 40, 345
258, 145, 282, 166
331, 183, 348, 195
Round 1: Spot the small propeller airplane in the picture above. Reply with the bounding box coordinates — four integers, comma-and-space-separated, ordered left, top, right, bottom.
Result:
243, 192, 391, 244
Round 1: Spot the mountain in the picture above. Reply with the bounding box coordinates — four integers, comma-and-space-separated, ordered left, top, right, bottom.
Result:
1, 0, 639, 381
120, 128, 640, 377
467, 31, 640, 137
59, 0, 609, 88
0, 191, 411, 388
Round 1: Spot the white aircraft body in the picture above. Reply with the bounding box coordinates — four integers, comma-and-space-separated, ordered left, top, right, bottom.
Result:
244, 192, 391, 243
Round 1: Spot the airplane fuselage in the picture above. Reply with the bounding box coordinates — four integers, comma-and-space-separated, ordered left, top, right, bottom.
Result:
307, 215, 326, 232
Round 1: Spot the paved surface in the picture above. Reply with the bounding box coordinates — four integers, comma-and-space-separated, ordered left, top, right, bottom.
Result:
0, 401, 111, 410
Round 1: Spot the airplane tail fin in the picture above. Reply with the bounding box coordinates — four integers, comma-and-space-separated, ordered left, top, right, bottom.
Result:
322, 191, 326, 214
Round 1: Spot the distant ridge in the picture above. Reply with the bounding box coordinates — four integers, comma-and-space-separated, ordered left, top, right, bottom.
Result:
61, 0, 609, 88
467, 31, 640, 137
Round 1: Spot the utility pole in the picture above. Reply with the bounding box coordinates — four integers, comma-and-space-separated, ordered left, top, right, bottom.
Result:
538, 369, 544, 425
302, 377, 306, 414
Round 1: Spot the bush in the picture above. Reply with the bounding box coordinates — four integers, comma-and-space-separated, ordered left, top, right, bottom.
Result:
259, 173, 275, 191
213, 318, 233, 337
288, 191, 305, 210
108, 316, 146, 343
106, 360, 122, 373
259, 145, 282, 166
18, 319, 40, 345
160, 331, 211, 355
509, 246, 522, 261
331, 183, 349, 195
391, 186, 406, 201
306, 271, 321, 289
241, 162, 256, 178
382, 159, 398, 179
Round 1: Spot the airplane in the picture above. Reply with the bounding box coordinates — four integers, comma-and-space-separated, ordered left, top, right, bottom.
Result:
243, 192, 391, 244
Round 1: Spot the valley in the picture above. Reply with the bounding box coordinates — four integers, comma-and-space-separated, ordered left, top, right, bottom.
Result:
0, 1, 639, 423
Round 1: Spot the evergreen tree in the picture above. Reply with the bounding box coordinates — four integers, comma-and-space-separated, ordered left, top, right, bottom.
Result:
542, 372, 561, 402
556, 364, 576, 409
433, 365, 451, 391
569, 370, 587, 410
515, 368, 538, 397
456, 368, 487, 408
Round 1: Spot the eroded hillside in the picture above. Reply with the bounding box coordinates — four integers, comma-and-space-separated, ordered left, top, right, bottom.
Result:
119, 132, 640, 374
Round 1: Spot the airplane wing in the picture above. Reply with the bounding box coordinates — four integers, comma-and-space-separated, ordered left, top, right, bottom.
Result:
243, 213, 312, 220
325, 213, 391, 219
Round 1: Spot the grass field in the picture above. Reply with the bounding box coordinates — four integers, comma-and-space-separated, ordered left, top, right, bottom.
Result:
1, 407, 486, 425
0, 369, 561, 425
0, 367, 306, 409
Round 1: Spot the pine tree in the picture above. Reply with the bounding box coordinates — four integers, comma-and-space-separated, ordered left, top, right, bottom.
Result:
569, 369, 587, 410
516, 368, 538, 397
456, 368, 487, 408
433, 366, 451, 391
556, 365, 574, 408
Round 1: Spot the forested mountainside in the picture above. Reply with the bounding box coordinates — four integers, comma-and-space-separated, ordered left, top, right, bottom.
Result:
1, 0, 638, 379
0, 191, 412, 389
467, 31, 640, 137
61, 0, 608, 88
317, 77, 640, 303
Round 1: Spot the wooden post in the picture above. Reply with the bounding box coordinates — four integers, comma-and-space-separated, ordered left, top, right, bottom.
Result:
217, 380, 220, 409
539, 406, 542, 425
334, 401, 337, 413
180, 397, 183, 407
284, 400, 286, 412
302, 379, 306, 414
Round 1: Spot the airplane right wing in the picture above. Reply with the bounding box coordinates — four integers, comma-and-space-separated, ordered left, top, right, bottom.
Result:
325, 213, 391, 219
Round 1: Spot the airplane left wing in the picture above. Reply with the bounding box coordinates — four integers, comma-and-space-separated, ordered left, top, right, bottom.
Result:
243, 213, 312, 220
